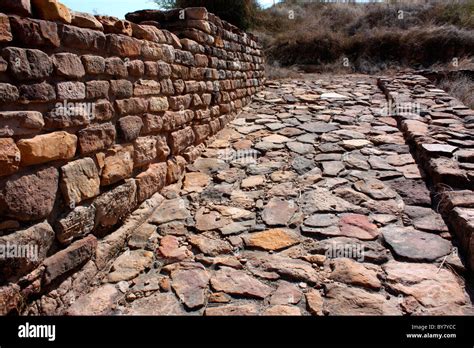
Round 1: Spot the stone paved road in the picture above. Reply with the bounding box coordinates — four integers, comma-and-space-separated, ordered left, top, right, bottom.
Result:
66, 75, 473, 316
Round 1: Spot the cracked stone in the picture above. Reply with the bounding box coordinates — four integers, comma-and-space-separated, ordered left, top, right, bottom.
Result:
171, 262, 210, 310
382, 226, 451, 262
262, 197, 298, 226
210, 266, 273, 299
243, 228, 299, 251
329, 258, 381, 290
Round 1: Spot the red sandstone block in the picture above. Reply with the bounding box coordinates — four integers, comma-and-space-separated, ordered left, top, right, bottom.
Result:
42, 235, 97, 285
107, 34, 141, 58
0, 166, 59, 221
115, 97, 148, 116
77, 122, 116, 155
0, 138, 20, 176
1, 0, 32, 17
52, 52, 85, 78
9, 16, 59, 47
104, 57, 128, 77
96, 15, 132, 36
170, 126, 195, 155
61, 25, 106, 52
0, 14, 13, 43
135, 162, 167, 203
81, 55, 105, 74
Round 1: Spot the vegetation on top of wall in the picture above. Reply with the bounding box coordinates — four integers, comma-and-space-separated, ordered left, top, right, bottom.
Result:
153, 0, 260, 30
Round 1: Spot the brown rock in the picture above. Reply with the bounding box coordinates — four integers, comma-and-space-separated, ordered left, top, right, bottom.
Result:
182, 172, 211, 193
61, 25, 106, 52
94, 100, 114, 121
211, 266, 273, 299
0, 284, 22, 315
306, 289, 324, 315
263, 305, 301, 316
170, 127, 195, 155
158, 235, 193, 263
244, 229, 299, 251
171, 262, 210, 310
17, 131, 77, 166
0, 13, 12, 43
142, 113, 163, 134
133, 136, 157, 167
31, 0, 72, 23
0, 166, 59, 221
43, 235, 97, 285
127, 59, 145, 76
115, 97, 148, 116
0, 222, 55, 281
245, 252, 320, 284
270, 281, 303, 305
185, 7, 208, 20
56, 81, 85, 100
81, 55, 105, 75
0, 83, 19, 103
104, 57, 127, 77
107, 34, 141, 57
110, 80, 133, 99
383, 260, 467, 312
56, 204, 96, 244
101, 144, 134, 186
329, 258, 381, 290
9, 17, 59, 47
188, 234, 233, 256
2, 0, 32, 16
324, 284, 401, 315
45, 101, 94, 128
71, 11, 103, 30
205, 304, 258, 316
166, 155, 186, 184
52, 53, 85, 78
107, 249, 153, 283
86, 80, 109, 99
78, 122, 116, 155
94, 179, 137, 228
0, 111, 44, 137
262, 197, 298, 226
118, 116, 143, 142
133, 80, 161, 96
127, 292, 186, 315
19, 81, 56, 103
135, 162, 167, 202
149, 96, 169, 112
3, 47, 53, 81
195, 209, 230, 231
96, 16, 132, 36
60, 157, 100, 206
66, 284, 118, 315
338, 214, 379, 240
0, 138, 20, 176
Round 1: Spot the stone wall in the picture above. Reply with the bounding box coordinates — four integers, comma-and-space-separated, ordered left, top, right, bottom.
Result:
0, 0, 264, 314
378, 74, 474, 270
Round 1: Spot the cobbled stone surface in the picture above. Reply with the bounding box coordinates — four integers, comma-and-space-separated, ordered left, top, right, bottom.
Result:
66, 76, 473, 316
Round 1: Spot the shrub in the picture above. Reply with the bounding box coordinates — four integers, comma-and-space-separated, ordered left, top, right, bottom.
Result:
154, 0, 260, 30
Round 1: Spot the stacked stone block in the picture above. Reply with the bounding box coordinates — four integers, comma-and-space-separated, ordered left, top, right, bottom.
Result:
0, 0, 264, 314
378, 74, 474, 269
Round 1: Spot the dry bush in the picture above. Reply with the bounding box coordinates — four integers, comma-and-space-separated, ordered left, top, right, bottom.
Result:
253, 0, 474, 73
438, 75, 474, 109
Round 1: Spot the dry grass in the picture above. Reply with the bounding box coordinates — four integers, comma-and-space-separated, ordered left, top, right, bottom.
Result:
252, 0, 474, 74
438, 74, 474, 109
